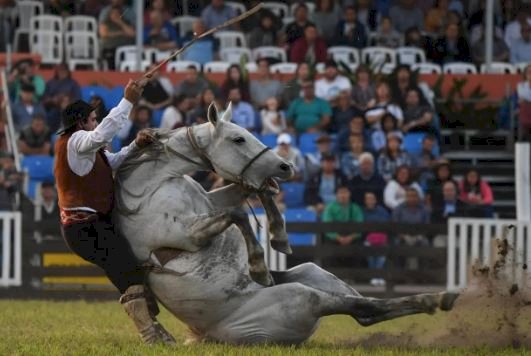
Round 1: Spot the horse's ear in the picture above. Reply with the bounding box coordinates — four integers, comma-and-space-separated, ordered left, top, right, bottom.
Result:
207, 102, 219, 127
220, 102, 233, 122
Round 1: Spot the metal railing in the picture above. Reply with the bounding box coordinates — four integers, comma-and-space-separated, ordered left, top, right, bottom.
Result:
0, 211, 22, 287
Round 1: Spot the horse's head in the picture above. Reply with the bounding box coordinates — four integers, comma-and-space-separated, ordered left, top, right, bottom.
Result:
204, 102, 294, 193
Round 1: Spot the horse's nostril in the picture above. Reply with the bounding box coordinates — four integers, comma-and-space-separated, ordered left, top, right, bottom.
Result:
279, 163, 290, 172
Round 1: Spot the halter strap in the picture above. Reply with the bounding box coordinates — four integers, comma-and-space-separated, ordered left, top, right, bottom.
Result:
186, 126, 215, 171
239, 146, 270, 184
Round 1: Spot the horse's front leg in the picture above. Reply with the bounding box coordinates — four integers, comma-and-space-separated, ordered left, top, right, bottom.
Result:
258, 192, 292, 255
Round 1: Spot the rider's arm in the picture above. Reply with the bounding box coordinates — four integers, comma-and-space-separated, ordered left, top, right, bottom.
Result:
104, 140, 138, 170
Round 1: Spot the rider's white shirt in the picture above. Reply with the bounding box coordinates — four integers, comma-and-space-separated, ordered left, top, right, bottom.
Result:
65, 98, 137, 212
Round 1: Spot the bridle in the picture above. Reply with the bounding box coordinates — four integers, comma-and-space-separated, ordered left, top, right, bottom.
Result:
167, 126, 271, 188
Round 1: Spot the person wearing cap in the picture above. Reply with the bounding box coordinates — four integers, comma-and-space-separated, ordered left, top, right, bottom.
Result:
315, 60, 352, 103
304, 134, 334, 179
17, 114, 51, 155
272, 133, 304, 180
304, 152, 347, 214
7, 58, 46, 102
11, 82, 46, 131
53, 79, 175, 345
286, 79, 332, 134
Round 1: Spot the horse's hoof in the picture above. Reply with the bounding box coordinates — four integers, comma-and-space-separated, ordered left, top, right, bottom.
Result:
270, 239, 293, 255
250, 270, 274, 287
439, 292, 459, 311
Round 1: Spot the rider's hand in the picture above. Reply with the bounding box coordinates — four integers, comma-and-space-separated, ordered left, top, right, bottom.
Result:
124, 79, 147, 104
135, 129, 155, 148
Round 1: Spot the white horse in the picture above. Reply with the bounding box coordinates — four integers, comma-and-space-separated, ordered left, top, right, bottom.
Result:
114, 104, 458, 345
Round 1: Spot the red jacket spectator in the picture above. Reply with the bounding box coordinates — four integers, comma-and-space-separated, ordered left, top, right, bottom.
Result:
458, 170, 493, 205
290, 24, 328, 64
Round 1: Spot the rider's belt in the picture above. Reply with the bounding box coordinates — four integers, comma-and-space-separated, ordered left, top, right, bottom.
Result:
60, 208, 98, 226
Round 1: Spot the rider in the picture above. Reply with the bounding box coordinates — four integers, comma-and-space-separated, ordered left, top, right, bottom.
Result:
53, 79, 175, 344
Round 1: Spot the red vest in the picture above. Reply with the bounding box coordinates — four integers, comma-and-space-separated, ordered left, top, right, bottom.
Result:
54, 133, 114, 214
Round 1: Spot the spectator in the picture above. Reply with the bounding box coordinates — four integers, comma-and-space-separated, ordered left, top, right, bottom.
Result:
333, 5, 367, 49
336, 115, 371, 153
378, 133, 412, 182
431, 180, 469, 223
81, 0, 108, 18
517, 64, 531, 140
282, 62, 311, 106
404, 27, 433, 54
390, 65, 427, 110
314, 0, 342, 43
389, 0, 424, 33
272, 133, 305, 180
363, 191, 390, 286
33, 181, 61, 238
290, 24, 328, 64
322, 185, 364, 245
469, 21, 505, 46
365, 81, 404, 130
424, 0, 451, 35
351, 66, 376, 111
18, 114, 52, 156
161, 95, 190, 129
356, 0, 379, 31
304, 134, 335, 179
348, 152, 386, 205
7, 59, 45, 102
227, 88, 256, 131
180, 20, 218, 65
304, 153, 347, 214
140, 64, 174, 110
384, 165, 423, 210
510, 24, 531, 64
371, 113, 402, 153
391, 187, 430, 269
221, 64, 251, 103
286, 79, 332, 134
201, 0, 236, 30
250, 59, 283, 108
122, 106, 153, 146
143, 9, 179, 51
12, 83, 46, 131
144, 0, 172, 26
340, 134, 364, 179
431, 23, 471, 64
249, 12, 279, 49
284, 3, 313, 48
458, 168, 494, 218
0, 153, 23, 210
471, 24, 509, 63
90, 95, 108, 124
42, 63, 81, 113
412, 135, 439, 187
315, 60, 353, 104
332, 91, 364, 133
174, 65, 210, 106
505, 6, 531, 49
99, 0, 135, 26
402, 87, 435, 134
373, 17, 402, 48
260, 97, 286, 135
426, 159, 456, 208
187, 88, 217, 126
99, 4, 136, 69
467, 0, 502, 30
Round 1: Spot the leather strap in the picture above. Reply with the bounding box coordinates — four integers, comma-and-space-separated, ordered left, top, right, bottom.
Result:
239, 147, 270, 185
187, 127, 215, 171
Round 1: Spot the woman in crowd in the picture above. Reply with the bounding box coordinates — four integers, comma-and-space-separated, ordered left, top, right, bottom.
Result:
260, 97, 286, 135
99, 5, 135, 69
383, 165, 424, 210
426, 160, 456, 208
373, 16, 402, 48
188, 88, 218, 126
377, 132, 411, 181
282, 62, 311, 106
363, 191, 390, 286
458, 168, 494, 218
371, 113, 402, 153
340, 134, 365, 179
365, 81, 403, 130
351, 66, 376, 111
249, 12, 280, 49
220, 64, 251, 103
402, 87, 436, 134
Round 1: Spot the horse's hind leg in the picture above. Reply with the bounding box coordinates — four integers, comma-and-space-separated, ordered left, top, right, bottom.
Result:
258, 192, 292, 255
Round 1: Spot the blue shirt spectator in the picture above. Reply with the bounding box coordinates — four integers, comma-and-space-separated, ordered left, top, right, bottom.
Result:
340, 134, 364, 179
201, 0, 236, 30
377, 133, 412, 181
227, 88, 255, 130
12, 83, 46, 131
510, 25, 531, 64
42, 64, 81, 111
143, 10, 178, 51
333, 6, 368, 48
180, 20, 217, 65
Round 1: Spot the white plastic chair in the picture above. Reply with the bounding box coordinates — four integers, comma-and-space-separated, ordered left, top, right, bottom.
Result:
480, 62, 517, 74
361, 47, 397, 68
327, 46, 360, 66
203, 61, 231, 73
115, 46, 154, 71
245, 62, 258, 73
119, 60, 151, 72
252, 46, 287, 62
64, 16, 98, 34
29, 15, 63, 32
29, 31, 63, 65
443, 62, 478, 74
411, 63, 442, 74
171, 15, 197, 38
65, 32, 99, 70
166, 60, 201, 72
220, 47, 252, 64
214, 31, 247, 50
290, 2, 315, 16
13, 1, 44, 51
396, 47, 426, 65
262, 2, 290, 18
225, 1, 246, 15
270, 62, 298, 74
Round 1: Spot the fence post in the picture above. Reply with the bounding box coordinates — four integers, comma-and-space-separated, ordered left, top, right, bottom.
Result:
515, 142, 530, 222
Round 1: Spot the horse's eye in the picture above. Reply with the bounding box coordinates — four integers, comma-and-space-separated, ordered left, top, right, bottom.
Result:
232, 137, 246, 144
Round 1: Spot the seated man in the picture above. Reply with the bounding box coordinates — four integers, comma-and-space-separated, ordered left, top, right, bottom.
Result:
431, 180, 469, 223
322, 185, 364, 245
53, 79, 174, 344
286, 79, 332, 134
33, 181, 61, 239
18, 114, 52, 155
11, 83, 46, 131
315, 60, 352, 104
143, 9, 179, 51
348, 152, 385, 205
227, 88, 255, 131
174, 65, 210, 106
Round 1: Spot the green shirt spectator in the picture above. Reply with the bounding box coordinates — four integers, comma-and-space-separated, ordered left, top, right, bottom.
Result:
322, 186, 364, 244
8, 59, 46, 102
287, 80, 332, 133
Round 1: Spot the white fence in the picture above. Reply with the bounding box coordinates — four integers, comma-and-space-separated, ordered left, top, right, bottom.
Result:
249, 214, 286, 271
0, 212, 22, 287
447, 218, 531, 291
